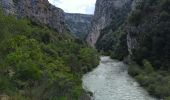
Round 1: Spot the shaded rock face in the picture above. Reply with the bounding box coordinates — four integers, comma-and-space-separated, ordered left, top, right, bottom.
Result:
65, 13, 92, 39
86, 0, 133, 47
125, 0, 159, 55
125, 0, 144, 55
125, 0, 170, 68
0, 0, 16, 15
0, 0, 66, 33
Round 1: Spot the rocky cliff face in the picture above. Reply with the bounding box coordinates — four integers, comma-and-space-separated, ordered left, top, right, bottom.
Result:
125, 0, 170, 66
125, 0, 145, 55
65, 13, 92, 39
86, 0, 133, 47
0, 0, 16, 15
0, 0, 66, 33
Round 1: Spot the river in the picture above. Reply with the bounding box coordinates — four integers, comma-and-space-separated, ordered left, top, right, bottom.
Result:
82, 56, 157, 100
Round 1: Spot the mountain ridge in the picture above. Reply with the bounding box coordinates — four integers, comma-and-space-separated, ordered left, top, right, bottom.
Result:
65, 13, 92, 39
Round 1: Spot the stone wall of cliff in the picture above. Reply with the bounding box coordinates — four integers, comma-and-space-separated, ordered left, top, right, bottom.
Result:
125, 0, 170, 99
125, 0, 170, 67
86, 0, 133, 47
65, 13, 92, 39
88, 0, 170, 68
0, 0, 67, 33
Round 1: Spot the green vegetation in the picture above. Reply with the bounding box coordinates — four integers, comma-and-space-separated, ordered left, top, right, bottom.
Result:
96, 29, 129, 61
0, 9, 99, 100
96, 0, 170, 99
95, 4, 131, 60
127, 0, 170, 99
94, 0, 170, 99
128, 9, 142, 25
129, 0, 170, 70
110, 32, 128, 60
129, 60, 170, 99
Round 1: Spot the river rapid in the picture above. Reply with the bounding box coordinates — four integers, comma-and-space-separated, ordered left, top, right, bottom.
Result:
82, 56, 157, 100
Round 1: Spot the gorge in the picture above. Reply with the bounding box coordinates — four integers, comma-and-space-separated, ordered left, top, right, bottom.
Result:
86, 0, 170, 99
0, 0, 170, 100
65, 13, 92, 39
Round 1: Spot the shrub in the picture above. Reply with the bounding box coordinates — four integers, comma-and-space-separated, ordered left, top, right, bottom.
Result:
111, 33, 129, 60
161, 0, 170, 13
143, 59, 154, 73
79, 48, 99, 73
154, 84, 170, 98
128, 9, 142, 25
128, 63, 142, 76
160, 11, 170, 21
165, 97, 170, 100
0, 75, 12, 93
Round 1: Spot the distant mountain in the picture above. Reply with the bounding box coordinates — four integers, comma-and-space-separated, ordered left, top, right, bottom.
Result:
65, 13, 92, 39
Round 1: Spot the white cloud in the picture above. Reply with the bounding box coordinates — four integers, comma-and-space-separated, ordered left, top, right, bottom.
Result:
48, 0, 96, 14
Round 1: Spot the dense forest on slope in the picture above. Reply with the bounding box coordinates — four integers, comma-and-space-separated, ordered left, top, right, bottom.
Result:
93, 0, 170, 99
127, 0, 170, 99
0, 9, 99, 100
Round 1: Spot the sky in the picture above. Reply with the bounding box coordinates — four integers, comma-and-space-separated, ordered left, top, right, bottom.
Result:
48, 0, 96, 14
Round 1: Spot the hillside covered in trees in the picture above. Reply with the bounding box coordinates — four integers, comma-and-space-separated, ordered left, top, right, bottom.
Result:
0, 9, 99, 100
127, 0, 170, 99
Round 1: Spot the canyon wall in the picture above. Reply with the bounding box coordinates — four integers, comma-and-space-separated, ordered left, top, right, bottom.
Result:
65, 13, 92, 39
86, 0, 133, 47
0, 0, 67, 33
125, 0, 170, 67
87, 0, 170, 68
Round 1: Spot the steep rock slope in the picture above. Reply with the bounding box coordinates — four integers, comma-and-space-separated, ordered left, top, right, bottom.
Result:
125, 0, 170, 68
65, 13, 92, 39
126, 0, 170, 99
86, 0, 133, 47
0, 0, 66, 33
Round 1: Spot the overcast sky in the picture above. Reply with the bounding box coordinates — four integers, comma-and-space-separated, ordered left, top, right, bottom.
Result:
48, 0, 96, 14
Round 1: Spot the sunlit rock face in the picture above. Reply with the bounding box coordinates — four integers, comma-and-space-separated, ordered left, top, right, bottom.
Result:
86, 0, 133, 47
0, 0, 67, 33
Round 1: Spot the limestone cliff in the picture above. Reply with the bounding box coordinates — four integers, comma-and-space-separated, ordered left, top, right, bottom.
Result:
86, 0, 133, 47
125, 0, 170, 67
65, 13, 92, 39
0, 0, 67, 33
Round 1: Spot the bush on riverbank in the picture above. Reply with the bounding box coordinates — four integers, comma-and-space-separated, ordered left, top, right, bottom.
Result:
128, 60, 170, 99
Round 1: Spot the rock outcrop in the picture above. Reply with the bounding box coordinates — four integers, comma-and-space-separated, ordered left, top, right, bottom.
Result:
86, 0, 133, 47
0, 0, 67, 33
0, 0, 16, 15
65, 13, 92, 39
